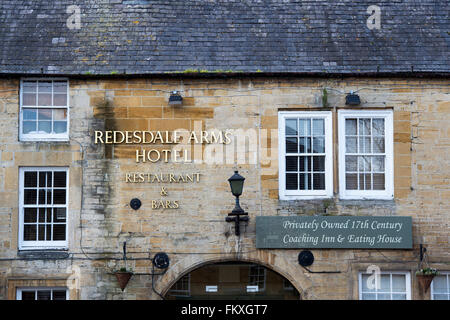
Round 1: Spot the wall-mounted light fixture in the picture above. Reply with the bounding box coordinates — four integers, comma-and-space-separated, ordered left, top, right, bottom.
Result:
130, 198, 141, 210
153, 252, 170, 269
298, 250, 341, 274
345, 91, 361, 106
169, 90, 183, 106
225, 171, 249, 236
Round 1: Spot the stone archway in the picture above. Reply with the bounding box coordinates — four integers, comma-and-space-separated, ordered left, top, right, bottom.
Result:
156, 254, 310, 300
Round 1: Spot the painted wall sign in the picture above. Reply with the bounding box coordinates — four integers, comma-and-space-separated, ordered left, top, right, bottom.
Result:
256, 216, 413, 249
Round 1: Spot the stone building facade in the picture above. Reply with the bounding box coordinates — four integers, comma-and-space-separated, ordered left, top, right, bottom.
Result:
0, 0, 449, 301
0, 76, 449, 300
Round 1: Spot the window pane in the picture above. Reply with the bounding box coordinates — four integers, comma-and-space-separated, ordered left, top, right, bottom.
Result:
46, 225, 52, 241
433, 294, 449, 300
312, 137, 324, 153
53, 121, 67, 134
21, 291, 36, 300
345, 119, 357, 135
38, 108, 52, 120
24, 225, 37, 241
53, 109, 67, 120
38, 208, 46, 222
359, 156, 371, 172
392, 294, 406, 300
39, 171, 50, 187
361, 293, 376, 300
432, 276, 448, 293
299, 173, 311, 190
392, 275, 406, 291
54, 172, 67, 187
53, 189, 66, 204
346, 174, 358, 190
24, 172, 37, 187
372, 119, 385, 136
313, 173, 325, 190
299, 119, 310, 136
38, 121, 51, 133
299, 137, 311, 153
53, 81, 67, 93
359, 119, 371, 135
53, 208, 66, 223
37, 290, 51, 300
24, 189, 37, 204
46, 208, 52, 223
299, 156, 311, 172
359, 174, 366, 190
23, 93, 36, 106
46, 171, 53, 187
346, 137, 357, 153
372, 156, 385, 172
363, 174, 371, 190
23, 108, 37, 120
38, 93, 52, 106
285, 119, 297, 135
38, 81, 52, 93
380, 275, 390, 291
359, 137, 371, 153
38, 224, 45, 240
313, 156, 325, 172
46, 190, 52, 205
23, 121, 37, 133
377, 293, 391, 300
38, 189, 46, 204
286, 156, 298, 171
286, 173, 298, 190
52, 290, 67, 300
345, 156, 357, 172
53, 224, 66, 241
286, 137, 298, 153
312, 119, 324, 135
22, 81, 37, 92
24, 208, 37, 223
373, 137, 385, 153
373, 174, 385, 190
53, 94, 67, 106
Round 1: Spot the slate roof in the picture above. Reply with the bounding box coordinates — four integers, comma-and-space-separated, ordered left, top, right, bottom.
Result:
0, 0, 449, 75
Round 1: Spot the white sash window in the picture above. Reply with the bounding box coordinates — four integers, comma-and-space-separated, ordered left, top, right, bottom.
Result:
279, 111, 333, 199
19, 167, 69, 250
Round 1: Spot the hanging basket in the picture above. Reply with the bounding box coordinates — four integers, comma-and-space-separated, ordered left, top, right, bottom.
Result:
115, 272, 133, 291
416, 274, 435, 292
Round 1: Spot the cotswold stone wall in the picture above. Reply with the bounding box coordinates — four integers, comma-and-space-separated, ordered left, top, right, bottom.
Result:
0, 76, 449, 300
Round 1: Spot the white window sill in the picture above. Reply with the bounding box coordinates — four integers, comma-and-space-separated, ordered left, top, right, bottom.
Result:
339, 194, 394, 200
20, 138, 69, 142
19, 245, 68, 251
280, 194, 334, 201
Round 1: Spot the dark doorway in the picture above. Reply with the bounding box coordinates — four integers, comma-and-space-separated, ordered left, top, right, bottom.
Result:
165, 261, 300, 300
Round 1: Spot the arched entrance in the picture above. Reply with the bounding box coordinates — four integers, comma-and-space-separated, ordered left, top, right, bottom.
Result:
165, 261, 301, 300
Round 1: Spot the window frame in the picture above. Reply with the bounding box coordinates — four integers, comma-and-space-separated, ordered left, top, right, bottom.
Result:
431, 272, 450, 300
16, 287, 69, 300
19, 78, 70, 142
18, 167, 69, 250
358, 271, 411, 300
248, 265, 267, 292
278, 111, 333, 200
168, 274, 191, 297
338, 109, 394, 200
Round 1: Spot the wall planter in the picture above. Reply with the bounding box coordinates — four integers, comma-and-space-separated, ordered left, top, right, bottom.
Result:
114, 268, 133, 291
416, 268, 438, 292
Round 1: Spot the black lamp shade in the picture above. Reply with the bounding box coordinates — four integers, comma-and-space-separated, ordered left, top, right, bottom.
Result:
169, 93, 183, 105
228, 171, 245, 197
345, 93, 361, 106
